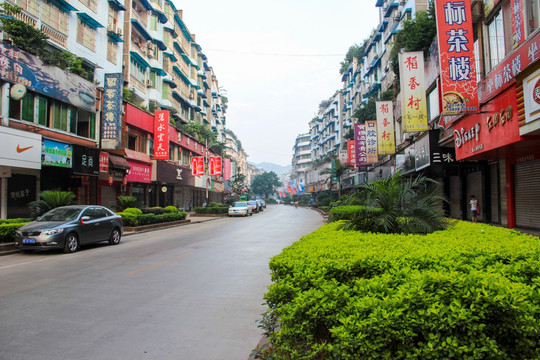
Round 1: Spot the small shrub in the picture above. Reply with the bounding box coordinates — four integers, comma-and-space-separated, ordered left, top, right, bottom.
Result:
123, 208, 143, 215
209, 202, 223, 207
194, 207, 208, 214
0, 223, 29, 243
164, 206, 180, 213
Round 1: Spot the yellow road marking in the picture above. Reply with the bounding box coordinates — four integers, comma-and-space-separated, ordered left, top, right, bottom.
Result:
124, 252, 192, 276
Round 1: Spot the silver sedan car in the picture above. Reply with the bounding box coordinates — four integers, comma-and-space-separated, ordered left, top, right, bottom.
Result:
228, 201, 253, 217
16, 205, 123, 253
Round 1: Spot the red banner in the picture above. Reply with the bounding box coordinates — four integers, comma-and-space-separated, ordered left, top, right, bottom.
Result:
126, 160, 151, 183
435, 0, 479, 115
347, 140, 356, 167
99, 151, 109, 172
191, 156, 204, 176
287, 186, 291, 193
209, 156, 222, 176
154, 110, 169, 159
223, 158, 231, 181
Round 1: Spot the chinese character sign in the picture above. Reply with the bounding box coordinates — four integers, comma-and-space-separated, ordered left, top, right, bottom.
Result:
223, 158, 231, 181
209, 156, 222, 176
376, 101, 396, 155
511, 0, 525, 49
399, 52, 429, 132
154, 110, 170, 160
191, 156, 204, 176
347, 140, 356, 167
354, 123, 367, 167
102, 73, 123, 149
365, 120, 378, 164
435, 0, 479, 115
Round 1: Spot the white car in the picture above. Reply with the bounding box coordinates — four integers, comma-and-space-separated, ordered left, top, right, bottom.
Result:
228, 201, 253, 217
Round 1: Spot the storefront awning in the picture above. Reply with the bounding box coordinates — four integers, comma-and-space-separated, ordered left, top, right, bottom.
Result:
124, 149, 152, 164
109, 154, 130, 170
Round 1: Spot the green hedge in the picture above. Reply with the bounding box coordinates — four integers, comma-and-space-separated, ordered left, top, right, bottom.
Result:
263, 221, 540, 359
0, 223, 29, 243
328, 205, 366, 221
123, 207, 143, 215
194, 206, 229, 215
118, 211, 187, 227
0, 218, 32, 224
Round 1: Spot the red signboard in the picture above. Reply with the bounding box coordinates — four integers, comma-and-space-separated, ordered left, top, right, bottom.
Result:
435, 0, 479, 115
209, 156, 222, 176
223, 158, 231, 181
125, 160, 151, 183
347, 140, 356, 167
454, 86, 521, 160
191, 156, 204, 176
99, 151, 109, 172
479, 29, 540, 103
153, 110, 169, 160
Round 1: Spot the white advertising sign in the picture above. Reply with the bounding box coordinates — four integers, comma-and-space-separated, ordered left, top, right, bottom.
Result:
523, 68, 540, 124
0, 127, 42, 169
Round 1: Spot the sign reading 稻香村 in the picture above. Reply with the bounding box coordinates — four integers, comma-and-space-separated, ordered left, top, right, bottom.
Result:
435, 0, 479, 115
376, 101, 396, 155
399, 52, 429, 131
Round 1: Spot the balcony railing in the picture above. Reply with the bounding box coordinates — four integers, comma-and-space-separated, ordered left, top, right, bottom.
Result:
41, 23, 67, 48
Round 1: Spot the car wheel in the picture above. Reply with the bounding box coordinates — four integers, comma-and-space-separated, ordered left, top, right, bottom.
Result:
63, 233, 79, 253
109, 228, 121, 245
250, 212, 253, 216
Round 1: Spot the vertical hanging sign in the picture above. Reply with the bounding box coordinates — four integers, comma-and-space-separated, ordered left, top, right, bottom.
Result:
354, 123, 367, 167
191, 156, 204, 176
347, 140, 356, 167
399, 52, 429, 131
511, 0, 525, 49
154, 110, 169, 160
209, 156, 222, 176
376, 101, 396, 155
102, 73, 123, 149
365, 120, 378, 164
435, 0, 479, 115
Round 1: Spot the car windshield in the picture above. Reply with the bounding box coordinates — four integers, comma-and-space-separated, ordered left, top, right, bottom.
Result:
234, 202, 247, 207
247, 201, 256, 204
38, 208, 82, 222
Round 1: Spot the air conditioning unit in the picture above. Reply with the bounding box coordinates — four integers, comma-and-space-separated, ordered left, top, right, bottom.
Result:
146, 79, 152, 87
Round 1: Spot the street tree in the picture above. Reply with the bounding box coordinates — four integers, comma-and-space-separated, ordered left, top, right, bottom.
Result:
230, 173, 247, 196
320, 158, 352, 200
251, 171, 282, 198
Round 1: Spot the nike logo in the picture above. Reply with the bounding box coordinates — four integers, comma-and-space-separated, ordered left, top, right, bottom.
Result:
16, 145, 33, 153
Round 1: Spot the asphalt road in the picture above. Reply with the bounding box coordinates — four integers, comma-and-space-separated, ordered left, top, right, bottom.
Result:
0, 205, 323, 360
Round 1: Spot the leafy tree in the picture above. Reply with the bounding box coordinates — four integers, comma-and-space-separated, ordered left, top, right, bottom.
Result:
251, 171, 282, 198
110, 195, 139, 212
349, 172, 447, 234
0, 3, 49, 57
339, 42, 367, 74
389, 8, 437, 90
27, 191, 77, 217
230, 173, 247, 196
320, 159, 352, 200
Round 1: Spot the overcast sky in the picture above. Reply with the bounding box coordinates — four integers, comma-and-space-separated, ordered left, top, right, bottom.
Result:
177, 1, 380, 166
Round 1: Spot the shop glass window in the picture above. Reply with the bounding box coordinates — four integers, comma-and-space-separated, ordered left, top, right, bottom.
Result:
21, 92, 34, 122
52, 102, 68, 131
527, 0, 539, 35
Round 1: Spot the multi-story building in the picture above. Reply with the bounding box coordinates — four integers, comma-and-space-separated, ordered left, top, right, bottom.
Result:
0, 0, 240, 217
291, 133, 311, 179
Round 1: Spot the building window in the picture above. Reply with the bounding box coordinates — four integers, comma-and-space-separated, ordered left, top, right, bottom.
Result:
108, 6, 119, 28
150, 14, 158, 31
77, 18, 96, 51
13, 0, 38, 17
42, 2, 69, 33
130, 58, 146, 83
79, 0, 97, 12
162, 82, 169, 99
107, 40, 118, 64
527, 0, 539, 35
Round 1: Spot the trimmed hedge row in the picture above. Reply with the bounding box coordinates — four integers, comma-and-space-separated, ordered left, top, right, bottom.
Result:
118, 211, 187, 227
0, 218, 32, 224
264, 221, 540, 359
0, 222, 29, 243
194, 206, 228, 215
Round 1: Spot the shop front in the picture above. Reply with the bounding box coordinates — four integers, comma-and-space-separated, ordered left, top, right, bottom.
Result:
0, 127, 41, 218
124, 149, 152, 207
72, 145, 99, 205
99, 153, 129, 208
153, 160, 194, 210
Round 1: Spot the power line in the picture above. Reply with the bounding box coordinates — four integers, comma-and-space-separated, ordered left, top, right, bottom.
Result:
204, 48, 344, 57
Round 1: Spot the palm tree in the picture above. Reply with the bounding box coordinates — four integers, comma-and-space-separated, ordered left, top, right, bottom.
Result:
28, 191, 77, 217
358, 172, 447, 234
320, 158, 352, 200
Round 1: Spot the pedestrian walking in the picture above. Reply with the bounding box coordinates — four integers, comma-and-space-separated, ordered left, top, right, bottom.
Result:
470, 195, 478, 223
188, 200, 192, 212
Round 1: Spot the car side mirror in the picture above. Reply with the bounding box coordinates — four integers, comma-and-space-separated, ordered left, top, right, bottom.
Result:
81, 216, 91, 225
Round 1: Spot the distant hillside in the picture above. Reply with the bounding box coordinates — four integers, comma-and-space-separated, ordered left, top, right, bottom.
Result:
253, 162, 291, 175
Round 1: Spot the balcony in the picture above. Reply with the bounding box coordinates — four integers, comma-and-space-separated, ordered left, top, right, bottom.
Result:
41, 23, 67, 48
